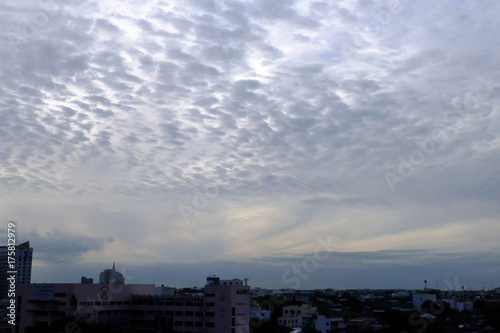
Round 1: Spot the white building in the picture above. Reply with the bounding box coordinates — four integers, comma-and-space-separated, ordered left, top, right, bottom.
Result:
278, 304, 317, 329
412, 292, 437, 310
155, 285, 176, 297
442, 299, 474, 312
315, 315, 346, 333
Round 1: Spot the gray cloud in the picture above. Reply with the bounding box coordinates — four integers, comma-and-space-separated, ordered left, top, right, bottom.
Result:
0, 0, 499, 287
0, 227, 113, 265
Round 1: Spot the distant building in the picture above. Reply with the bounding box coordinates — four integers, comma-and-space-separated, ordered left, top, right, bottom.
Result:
155, 285, 175, 296
0, 241, 33, 299
99, 262, 125, 284
252, 287, 271, 297
315, 315, 346, 333
278, 304, 317, 329
391, 291, 410, 298
81, 276, 93, 284
250, 302, 272, 321
412, 292, 437, 310
442, 299, 474, 312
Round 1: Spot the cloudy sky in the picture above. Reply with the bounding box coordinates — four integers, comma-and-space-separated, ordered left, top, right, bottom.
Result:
1, 0, 499, 290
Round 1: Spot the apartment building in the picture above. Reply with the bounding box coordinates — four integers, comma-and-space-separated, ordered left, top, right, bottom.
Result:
130, 277, 250, 333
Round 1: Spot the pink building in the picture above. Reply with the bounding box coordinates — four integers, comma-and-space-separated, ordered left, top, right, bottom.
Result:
130, 277, 250, 332
16, 277, 250, 333
16, 283, 155, 332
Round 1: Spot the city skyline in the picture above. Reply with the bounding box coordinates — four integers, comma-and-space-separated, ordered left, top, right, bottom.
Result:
1, 0, 499, 291
11, 242, 500, 291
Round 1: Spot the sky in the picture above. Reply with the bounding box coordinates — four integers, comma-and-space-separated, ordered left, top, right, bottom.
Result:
0, 0, 499, 290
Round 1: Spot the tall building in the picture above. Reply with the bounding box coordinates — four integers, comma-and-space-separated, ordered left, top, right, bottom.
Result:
99, 262, 125, 284
0, 241, 33, 299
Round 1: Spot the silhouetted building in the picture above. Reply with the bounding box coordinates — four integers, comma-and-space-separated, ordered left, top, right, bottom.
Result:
81, 276, 93, 284
99, 262, 125, 284
0, 241, 33, 299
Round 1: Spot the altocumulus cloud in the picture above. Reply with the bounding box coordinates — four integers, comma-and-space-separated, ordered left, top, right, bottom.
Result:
0, 0, 499, 288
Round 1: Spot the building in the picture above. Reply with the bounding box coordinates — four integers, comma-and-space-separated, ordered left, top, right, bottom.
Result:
442, 299, 474, 312
249, 301, 271, 321
17, 277, 250, 333
99, 262, 125, 284
81, 276, 93, 284
0, 241, 33, 299
155, 285, 176, 297
315, 315, 346, 333
277, 304, 317, 329
412, 292, 437, 310
16, 283, 155, 332
129, 277, 250, 332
